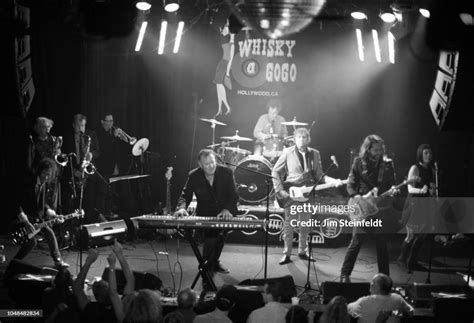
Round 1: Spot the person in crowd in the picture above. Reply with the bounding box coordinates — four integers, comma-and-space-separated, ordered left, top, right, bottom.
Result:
347, 273, 413, 323
194, 285, 238, 323
247, 281, 288, 323
318, 296, 350, 323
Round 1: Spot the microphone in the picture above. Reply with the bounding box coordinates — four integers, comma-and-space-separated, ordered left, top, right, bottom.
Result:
330, 155, 339, 168
434, 161, 438, 170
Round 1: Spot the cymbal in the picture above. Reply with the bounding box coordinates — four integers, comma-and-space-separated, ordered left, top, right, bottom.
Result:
132, 138, 149, 156
200, 118, 227, 126
221, 131, 253, 141
223, 147, 251, 155
281, 120, 308, 126
109, 174, 150, 184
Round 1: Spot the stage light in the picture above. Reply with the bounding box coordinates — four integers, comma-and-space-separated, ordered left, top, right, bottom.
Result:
355, 29, 364, 62
226, 0, 327, 39
173, 21, 184, 53
380, 11, 396, 23
351, 11, 367, 20
136, 1, 151, 11
419, 8, 430, 18
388, 31, 395, 64
135, 21, 148, 51
459, 13, 473, 26
164, 0, 179, 13
372, 29, 381, 63
158, 20, 167, 55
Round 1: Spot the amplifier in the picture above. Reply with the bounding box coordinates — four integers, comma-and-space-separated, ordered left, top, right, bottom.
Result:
405, 283, 473, 308
81, 220, 128, 249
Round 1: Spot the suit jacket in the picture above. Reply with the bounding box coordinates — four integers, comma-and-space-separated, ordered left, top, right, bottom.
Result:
62, 129, 100, 168
177, 165, 238, 216
272, 145, 324, 193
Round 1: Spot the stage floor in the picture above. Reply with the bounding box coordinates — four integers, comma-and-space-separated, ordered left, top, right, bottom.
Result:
1, 234, 471, 295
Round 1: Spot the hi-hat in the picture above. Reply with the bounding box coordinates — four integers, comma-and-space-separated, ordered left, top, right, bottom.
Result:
221, 130, 253, 141
281, 120, 308, 126
132, 138, 149, 156
200, 118, 227, 126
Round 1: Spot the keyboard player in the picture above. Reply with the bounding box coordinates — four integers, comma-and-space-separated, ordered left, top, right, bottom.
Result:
174, 149, 239, 281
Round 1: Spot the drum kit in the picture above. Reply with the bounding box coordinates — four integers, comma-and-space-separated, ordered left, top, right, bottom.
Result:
200, 117, 309, 204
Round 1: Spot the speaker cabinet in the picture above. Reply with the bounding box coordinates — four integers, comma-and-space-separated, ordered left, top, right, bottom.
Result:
321, 281, 370, 304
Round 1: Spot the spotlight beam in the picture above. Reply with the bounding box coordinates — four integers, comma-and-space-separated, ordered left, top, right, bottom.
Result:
135, 21, 148, 52
158, 20, 167, 55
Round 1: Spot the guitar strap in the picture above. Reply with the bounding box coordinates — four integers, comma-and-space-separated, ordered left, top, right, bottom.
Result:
376, 160, 385, 187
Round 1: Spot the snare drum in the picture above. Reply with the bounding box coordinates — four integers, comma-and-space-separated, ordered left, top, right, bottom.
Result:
234, 156, 274, 204
262, 137, 284, 159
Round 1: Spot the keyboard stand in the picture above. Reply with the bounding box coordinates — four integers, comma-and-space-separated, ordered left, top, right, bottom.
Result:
182, 230, 217, 291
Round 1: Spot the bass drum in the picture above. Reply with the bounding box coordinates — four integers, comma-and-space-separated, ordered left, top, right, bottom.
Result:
234, 156, 274, 204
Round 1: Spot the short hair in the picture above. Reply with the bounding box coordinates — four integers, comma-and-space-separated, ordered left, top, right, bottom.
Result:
264, 281, 283, 301
293, 127, 310, 138
359, 134, 385, 161
373, 273, 393, 295
416, 144, 432, 164
197, 149, 216, 161
177, 288, 196, 309
53, 268, 73, 293
266, 98, 282, 112
35, 117, 54, 129
123, 289, 162, 323
215, 285, 237, 311
35, 158, 57, 179
102, 113, 114, 121
285, 305, 307, 323
73, 114, 87, 123
92, 279, 110, 304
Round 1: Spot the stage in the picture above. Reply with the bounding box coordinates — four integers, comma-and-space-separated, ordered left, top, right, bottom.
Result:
1, 233, 470, 296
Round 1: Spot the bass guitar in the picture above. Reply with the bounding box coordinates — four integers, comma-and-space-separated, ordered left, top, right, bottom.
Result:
10, 209, 84, 246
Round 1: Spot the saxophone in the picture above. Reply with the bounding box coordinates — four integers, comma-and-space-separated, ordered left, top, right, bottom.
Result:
81, 135, 95, 175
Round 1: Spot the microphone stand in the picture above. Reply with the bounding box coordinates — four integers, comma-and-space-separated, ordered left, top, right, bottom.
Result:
217, 155, 279, 280
308, 162, 338, 197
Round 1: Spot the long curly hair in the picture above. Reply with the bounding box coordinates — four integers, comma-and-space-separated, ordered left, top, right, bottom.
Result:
359, 134, 385, 162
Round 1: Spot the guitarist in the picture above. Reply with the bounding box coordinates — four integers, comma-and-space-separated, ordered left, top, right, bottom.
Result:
13, 157, 69, 268
272, 128, 343, 265
340, 135, 397, 283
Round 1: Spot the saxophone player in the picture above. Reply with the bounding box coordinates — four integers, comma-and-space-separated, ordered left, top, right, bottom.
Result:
61, 114, 100, 223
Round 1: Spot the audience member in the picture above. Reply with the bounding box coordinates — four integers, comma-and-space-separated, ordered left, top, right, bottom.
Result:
319, 296, 350, 323
247, 281, 288, 323
122, 289, 163, 323
163, 288, 196, 323
285, 305, 309, 323
347, 274, 413, 323
72, 249, 115, 323
194, 284, 237, 323
43, 268, 79, 323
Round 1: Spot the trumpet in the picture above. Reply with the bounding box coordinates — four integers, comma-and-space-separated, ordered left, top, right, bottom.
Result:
113, 127, 137, 145
55, 153, 69, 167
51, 135, 69, 167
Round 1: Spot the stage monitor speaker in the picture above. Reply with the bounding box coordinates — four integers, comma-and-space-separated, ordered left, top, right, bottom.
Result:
405, 283, 473, 308
432, 297, 474, 323
321, 281, 370, 304
101, 267, 162, 294
81, 220, 128, 249
239, 275, 296, 303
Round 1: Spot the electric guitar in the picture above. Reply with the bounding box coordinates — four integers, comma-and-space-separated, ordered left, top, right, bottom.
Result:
348, 177, 419, 221
277, 173, 348, 208
10, 209, 84, 246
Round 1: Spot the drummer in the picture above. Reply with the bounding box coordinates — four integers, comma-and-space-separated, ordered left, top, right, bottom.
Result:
253, 98, 288, 155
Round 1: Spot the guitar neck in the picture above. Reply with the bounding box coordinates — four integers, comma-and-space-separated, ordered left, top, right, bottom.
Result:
34, 212, 76, 230
379, 181, 407, 198
165, 181, 171, 214
299, 180, 348, 194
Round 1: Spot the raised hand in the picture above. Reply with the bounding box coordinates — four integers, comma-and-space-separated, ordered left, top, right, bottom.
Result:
107, 252, 117, 268
86, 249, 99, 264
